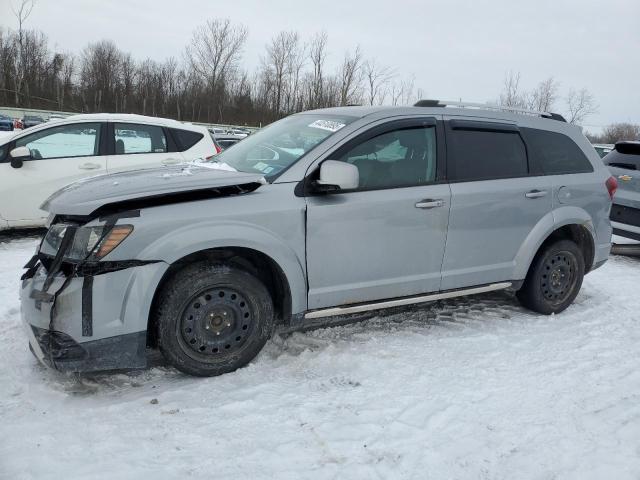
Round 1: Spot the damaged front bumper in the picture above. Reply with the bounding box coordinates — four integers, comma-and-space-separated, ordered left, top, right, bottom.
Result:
21, 255, 168, 373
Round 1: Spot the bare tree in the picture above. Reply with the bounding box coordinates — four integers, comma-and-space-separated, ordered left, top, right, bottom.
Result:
588, 123, 640, 144
390, 75, 416, 106
11, 0, 36, 105
400, 76, 416, 106
363, 59, 394, 106
307, 32, 328, 109
80, 40, 124, 111
283, 32, 305, 113
499, 71, 527, 108
338, 45, 363, 106
565, 88, 597, 125
527, 77, 559, 112
186, 19, 247, 121
262, 31, 300, 115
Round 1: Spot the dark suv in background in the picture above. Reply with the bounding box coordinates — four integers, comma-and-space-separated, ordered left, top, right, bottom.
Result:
21, 115, 45, 129
604, 141, 640, 242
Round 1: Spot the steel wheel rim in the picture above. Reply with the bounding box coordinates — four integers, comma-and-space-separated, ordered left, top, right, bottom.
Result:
540, 251, 578, 304
177, 286, 255, 361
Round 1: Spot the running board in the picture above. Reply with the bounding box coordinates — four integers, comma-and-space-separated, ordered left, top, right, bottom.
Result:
304, 282, 512, 320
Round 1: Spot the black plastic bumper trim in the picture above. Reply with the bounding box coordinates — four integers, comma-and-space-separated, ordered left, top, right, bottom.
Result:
81, 276, 93, 337
610, 204, 640, 228
613, 227, 640, 242
31, 326, 147, 373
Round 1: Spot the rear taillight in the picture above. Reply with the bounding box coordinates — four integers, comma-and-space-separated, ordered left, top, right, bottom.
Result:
605, 175, 618, 200
214, 144, 222, 154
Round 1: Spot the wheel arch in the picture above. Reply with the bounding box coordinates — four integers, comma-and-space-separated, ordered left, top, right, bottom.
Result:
146, 246, 296, 348
515, 208, 596, 283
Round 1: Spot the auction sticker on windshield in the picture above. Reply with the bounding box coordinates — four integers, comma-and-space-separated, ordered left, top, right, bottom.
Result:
308, 119, 346, 132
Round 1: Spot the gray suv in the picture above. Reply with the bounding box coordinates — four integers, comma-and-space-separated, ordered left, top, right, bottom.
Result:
20, 101, 615, 376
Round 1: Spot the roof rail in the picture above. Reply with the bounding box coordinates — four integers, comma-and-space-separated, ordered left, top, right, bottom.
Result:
413, 99, 566, 122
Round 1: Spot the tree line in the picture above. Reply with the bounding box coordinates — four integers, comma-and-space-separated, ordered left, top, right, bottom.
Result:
498, 71, 639, 143
0, 6, 423, 126
2, 1, 636, 140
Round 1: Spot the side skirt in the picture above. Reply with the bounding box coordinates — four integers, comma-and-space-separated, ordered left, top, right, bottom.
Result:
304, 282, 512, 320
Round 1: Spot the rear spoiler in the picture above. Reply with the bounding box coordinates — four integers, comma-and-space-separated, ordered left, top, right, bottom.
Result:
615, 141, 640, 155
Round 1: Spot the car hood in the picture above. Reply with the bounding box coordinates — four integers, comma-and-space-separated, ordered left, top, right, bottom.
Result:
42, 163, 266, 217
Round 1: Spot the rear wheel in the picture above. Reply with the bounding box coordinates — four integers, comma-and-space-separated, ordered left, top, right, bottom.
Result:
516, 239, 585, 315
156, 262, 274, 376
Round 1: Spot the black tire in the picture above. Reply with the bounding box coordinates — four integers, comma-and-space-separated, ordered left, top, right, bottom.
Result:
155, 261, 274, 377
516, 239, 585, 315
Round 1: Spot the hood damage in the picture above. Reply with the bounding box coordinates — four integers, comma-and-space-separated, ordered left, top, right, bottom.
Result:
42, 163, 265, 220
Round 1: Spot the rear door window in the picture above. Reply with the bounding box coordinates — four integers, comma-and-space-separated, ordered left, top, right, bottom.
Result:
522, 128, 593, 175
446, 123, 528, 181
114, 123, 167, 155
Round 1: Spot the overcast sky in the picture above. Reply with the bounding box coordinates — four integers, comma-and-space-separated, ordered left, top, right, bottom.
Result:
1, 0, 638, 132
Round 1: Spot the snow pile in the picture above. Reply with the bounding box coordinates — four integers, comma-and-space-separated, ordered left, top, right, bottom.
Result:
0, 236, 639, 479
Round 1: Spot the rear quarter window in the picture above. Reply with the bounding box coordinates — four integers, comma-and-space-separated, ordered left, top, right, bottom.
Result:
522, 128, 593, 175
171, 129, 204, 151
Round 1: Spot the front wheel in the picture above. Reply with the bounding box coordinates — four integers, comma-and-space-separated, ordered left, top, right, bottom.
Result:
516, 239, 585, 315
155, 262, 274, 377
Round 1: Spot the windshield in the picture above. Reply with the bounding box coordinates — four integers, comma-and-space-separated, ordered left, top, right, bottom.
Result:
212, 114, 356, 179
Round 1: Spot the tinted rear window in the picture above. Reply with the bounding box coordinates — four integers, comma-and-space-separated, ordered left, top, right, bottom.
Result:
522, 128, 593, 175
447, 128, 528, 181
604, 150, 640, 171
172, 129, 204, 151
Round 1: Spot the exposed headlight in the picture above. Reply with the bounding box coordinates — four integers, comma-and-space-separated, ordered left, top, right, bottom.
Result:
41, 224, 133, 261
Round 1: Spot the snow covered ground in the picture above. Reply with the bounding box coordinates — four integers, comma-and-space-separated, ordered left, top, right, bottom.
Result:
1, 235, 639, 480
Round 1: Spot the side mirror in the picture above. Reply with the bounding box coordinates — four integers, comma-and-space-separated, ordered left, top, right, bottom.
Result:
314, 160, 359, 192
9, 146, 31, 168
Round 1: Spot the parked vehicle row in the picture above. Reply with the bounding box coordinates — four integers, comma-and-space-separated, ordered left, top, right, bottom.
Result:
19, 101, 615, 377
593, 143, 614, 158
0, 113, 216, 229
22, 115, 45, 129
210, 133, 243, 151
209, 126, 252, 137
0, 114, 14, 131
0, 114, 52, 131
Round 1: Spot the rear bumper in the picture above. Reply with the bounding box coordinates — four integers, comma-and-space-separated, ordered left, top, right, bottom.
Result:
610, 204, 640, 241
21, 259, 168, 373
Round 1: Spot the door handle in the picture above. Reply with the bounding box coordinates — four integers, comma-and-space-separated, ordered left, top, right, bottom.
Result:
78, 162, 101, 170
161, 158, 181, 165
415, 199, 444, 209
525, 189, 548, 199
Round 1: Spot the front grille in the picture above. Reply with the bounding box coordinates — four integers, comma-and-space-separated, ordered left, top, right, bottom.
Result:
610, 204, 640, 228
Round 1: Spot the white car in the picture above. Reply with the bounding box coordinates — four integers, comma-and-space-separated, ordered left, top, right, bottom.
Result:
0, 113, 217, 230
